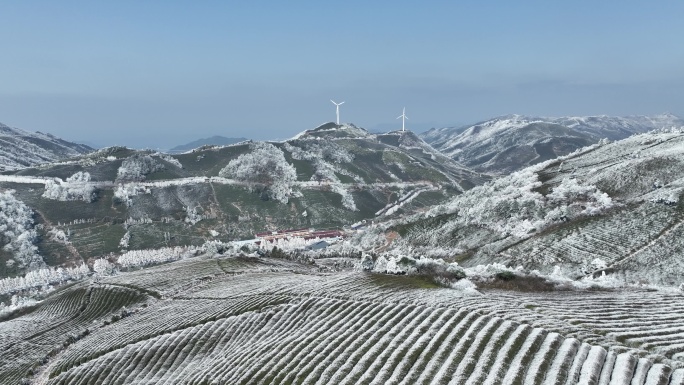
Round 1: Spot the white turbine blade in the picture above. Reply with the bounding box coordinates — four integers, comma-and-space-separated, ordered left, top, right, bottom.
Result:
405, 115, 409, 120
397, 115, 402, 119
331, 99, 336, 104
340, 101, 345, 105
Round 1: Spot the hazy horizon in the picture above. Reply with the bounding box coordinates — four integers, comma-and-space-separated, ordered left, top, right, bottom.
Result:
2, 1, 683, 149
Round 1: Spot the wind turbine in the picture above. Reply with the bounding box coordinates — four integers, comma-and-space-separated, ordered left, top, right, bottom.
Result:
397, 107, 409, 132
331, 100, 345, 125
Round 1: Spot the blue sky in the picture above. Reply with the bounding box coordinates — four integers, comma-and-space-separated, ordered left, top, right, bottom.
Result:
1, 1, 683, 149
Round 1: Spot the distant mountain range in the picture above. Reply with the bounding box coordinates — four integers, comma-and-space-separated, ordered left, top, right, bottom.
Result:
0, 122, 93, 171
420, 113, 684, 174
168, 135, 248, 153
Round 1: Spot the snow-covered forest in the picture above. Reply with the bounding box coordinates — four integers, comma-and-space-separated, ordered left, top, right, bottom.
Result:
0, 190, 42, 269
0, 263, 89, 295
117, 155, 165, 182
43, 171, 97, 202
427, 169, 614, 238
219, 142, 297, 203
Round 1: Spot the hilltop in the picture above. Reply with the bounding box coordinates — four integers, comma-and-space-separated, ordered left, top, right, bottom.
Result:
168, 135, 248, 153
421, 113, 684, 174
0, 122, 93, 171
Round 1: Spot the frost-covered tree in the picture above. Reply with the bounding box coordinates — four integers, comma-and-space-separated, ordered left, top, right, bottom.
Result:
113, 183, 151, 207
373, 256, 388, 273
423, 170, 615, 239
0, 264, 90, 295
0, 295, 39, 315
93, 258, 115, 275
219, 142, 297, 203
545, 178, 613, 217
117, 247, 195, 268
201, 240, 233, 256
48, 228, 70, 244
185, 206, 204, 225
119, 231, 131, 249
360, 254, 375, 270
42, 172, 97, 202
117, 155, 164, 182
0, 191, 42, 269
155, 153, 183, 169
647, 185, 682, 205
331, 184, 358, 211
439, 170, 548, 237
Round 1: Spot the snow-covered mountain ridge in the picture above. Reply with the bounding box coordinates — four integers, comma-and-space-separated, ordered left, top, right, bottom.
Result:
0, 122, 93, 171
420, 113, 684, 174
0, 122, 485, 279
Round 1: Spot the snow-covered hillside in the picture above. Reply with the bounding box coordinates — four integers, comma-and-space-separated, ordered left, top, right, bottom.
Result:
420, 113, 684, 174
366, 128, 684, 286
0, 122, 93, 171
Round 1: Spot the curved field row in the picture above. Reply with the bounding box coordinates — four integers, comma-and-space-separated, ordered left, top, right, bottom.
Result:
24, 285, 148, 345
48, 294, 292, 378
178, 270, 326, 299
0, 341, 49, 385
26, 286, 89, 323
43, 295, 681, 385
103, 258, 228, 294
0, 285, 148, 383
103, 256, 317, 298
0, 286, 88, 346
79, 285, 148, 319
1, 284, 146, 347
494, 289, 684, 362
5, 257, 684, 384
182, 269, 684, 365
618, 219, 684, 286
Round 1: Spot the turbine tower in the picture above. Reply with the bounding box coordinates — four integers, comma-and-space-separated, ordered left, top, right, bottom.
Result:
397, 107, 409, 132
331, 100, 345, 125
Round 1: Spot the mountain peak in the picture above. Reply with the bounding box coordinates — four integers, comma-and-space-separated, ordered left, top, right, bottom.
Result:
292, 122, 373, 140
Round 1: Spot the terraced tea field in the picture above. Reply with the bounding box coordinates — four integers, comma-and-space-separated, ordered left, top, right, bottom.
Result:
2, 256, 683, 384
